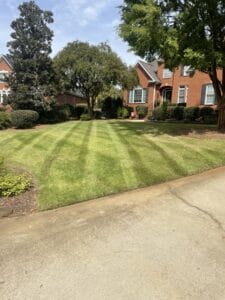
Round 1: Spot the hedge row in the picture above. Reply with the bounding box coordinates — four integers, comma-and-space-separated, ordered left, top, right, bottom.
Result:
152, 103, 217, 124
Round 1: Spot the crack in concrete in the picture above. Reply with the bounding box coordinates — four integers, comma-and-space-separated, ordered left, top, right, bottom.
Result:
168, 186, 225, 234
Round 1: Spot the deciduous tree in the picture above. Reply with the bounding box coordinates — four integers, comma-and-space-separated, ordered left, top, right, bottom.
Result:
54, 41, 137, 116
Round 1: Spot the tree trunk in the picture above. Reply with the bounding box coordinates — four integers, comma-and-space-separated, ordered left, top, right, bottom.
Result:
218, 103, 225, 132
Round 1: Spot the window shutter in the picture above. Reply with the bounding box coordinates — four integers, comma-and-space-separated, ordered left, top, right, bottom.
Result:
201, 85, 206, 105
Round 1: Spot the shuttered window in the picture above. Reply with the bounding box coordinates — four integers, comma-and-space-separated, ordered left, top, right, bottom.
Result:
205, 84, 215, 105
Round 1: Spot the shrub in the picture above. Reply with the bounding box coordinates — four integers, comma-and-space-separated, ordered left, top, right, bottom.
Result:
80, 114, 91, 121
136, 106, 148, 119
167, 106, 176, 119
0, 172, 31, 197
199, 107, 217, 124
75, 106, 88, 118
153, 102, 168, 121
0, 112, 11, 130
117, 107, 129, 119
184, 107, 200, 122
57, 106, 71, 121
200, 107, 214, 118
94, 110, 102, 119
173, 106, 184, 121
101, 97, 123, 119
11, 110, 39, 129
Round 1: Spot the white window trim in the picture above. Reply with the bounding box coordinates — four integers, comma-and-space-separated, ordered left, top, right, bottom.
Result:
177, 85, 188, 104
129, 87, 147, 104
204, 84, 215, 105
0, 89, 10, 104
163, 68, 172, 79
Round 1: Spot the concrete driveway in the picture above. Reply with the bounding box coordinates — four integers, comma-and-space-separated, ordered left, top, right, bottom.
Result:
1, 167, 225, 300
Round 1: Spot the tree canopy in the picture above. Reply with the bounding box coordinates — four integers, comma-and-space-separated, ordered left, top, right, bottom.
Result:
54, 41, 137, 116
119, 0, 225, 130
7, 1, 55, 112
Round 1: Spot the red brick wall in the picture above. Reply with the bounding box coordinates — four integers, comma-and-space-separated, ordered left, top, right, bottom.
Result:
157, 63, 222, 107
123, 64, 156, 113
124, 62, 222, 112
0, 57, 11, 91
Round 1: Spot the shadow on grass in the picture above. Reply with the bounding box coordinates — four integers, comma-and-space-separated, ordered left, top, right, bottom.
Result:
110, 120, 217, 137
41, 121, 83, 177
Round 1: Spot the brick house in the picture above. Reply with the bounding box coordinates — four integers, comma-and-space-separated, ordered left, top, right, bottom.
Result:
0, 55, 12, 104
124, 60, 222, 113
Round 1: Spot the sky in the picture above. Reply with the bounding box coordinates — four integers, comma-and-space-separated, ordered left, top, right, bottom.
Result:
0, 0, 140, 65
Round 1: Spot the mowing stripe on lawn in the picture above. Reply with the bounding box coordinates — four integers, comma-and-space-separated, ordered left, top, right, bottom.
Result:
110, 122, 157, 186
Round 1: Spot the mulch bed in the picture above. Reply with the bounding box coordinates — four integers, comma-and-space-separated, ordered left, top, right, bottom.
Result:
0, 186, 38, 217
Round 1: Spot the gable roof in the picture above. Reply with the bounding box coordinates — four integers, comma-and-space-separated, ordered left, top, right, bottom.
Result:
0, 54, 12, 69
138, 60, 161, 84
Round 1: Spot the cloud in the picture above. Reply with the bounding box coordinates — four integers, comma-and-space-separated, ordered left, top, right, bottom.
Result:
53, 0, 111, 27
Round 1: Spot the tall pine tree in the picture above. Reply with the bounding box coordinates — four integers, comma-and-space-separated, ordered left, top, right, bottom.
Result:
7, 1, 55, 112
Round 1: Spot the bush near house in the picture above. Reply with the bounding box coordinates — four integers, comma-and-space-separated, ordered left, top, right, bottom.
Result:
101, 97, 123, 119
136, 106, 148, 119
11, 110, 39, 129
184, 107, 200, 122
200, 107, 217, 124
152, 102, 168, 120
0, 112, 11, 130
167, 105, 184, 120
152, 104, 217, 124
75, 105, 88, 119
80, 114, 92, 121
117, 107, 129, 119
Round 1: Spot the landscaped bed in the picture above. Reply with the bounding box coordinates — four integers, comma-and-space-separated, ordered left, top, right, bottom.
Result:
1, 120, 225, 211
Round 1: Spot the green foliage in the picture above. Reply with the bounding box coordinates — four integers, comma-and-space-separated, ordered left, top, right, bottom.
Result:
117, 107, 129, 119
136, 106, 148, 119
119, 0, 225, 130
75, 106, 88, 119
54, 41, 133, 116
0, 112, 11, 130
200, 107, 217, 124
7, 1, 55, 111
153, 106, 166, 121
0, 172, 31, 197
102, 97, 123, 119
11, 110, 39, 129
80, 114, 92, 121
173, 106, 184, 121
200, 107, 214, 118
167, 105, 184, 121
184, 107, 200, 122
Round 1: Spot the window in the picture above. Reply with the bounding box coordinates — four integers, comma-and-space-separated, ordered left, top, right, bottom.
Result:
205, 84, 215, 105
0, 71, 8, 83
0, 89, 10, 103
178, 85, 188, 103
163, 68, 172, 79
182, 66, 190, 76
129, 87, 147, 104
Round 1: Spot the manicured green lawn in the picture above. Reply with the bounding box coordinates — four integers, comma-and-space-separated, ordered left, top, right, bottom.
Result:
0, 120, 225, 210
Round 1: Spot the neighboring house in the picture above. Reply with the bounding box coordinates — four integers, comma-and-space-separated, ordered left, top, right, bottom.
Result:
57, 91, 88, 107
124, 60, 222, 112
0, 55, 12, 104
